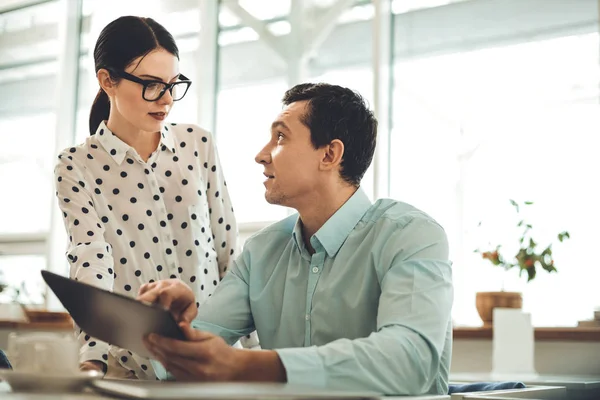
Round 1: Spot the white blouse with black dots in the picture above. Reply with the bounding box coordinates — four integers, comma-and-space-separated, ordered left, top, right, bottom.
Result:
54, 121, 239, 379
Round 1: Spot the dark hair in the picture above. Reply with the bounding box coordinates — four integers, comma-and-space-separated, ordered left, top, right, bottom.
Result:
89, 16, 179, 135
282, 83, 378, 186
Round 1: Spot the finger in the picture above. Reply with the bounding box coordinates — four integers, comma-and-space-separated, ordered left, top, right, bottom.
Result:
148, 287, 176, 310
147, 332, 213, 360
179, 323, 214, 341
137, 281, 158, 297
181, 303, 198, 323
137, 287, 162, 303
144, 336, 171, 366
159, 355, 211, 382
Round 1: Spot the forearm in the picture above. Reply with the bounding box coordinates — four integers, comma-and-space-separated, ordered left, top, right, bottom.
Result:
275, 325, 447, 395
235, 349, 286, 383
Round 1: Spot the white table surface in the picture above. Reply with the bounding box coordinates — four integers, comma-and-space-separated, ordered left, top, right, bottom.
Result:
0, 380, 451, 400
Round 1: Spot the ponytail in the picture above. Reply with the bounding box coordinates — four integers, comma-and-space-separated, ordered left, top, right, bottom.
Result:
89, 89, 110, 135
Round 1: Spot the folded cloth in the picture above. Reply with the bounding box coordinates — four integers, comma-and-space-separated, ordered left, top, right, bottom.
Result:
0, 350, 12, 369
448, 381, 525, 394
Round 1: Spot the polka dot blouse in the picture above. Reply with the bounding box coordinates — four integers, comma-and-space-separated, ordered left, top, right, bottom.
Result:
54, 121, 238, 379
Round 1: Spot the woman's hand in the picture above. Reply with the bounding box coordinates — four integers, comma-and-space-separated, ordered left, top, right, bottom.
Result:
138, 279, 198, 323
79, 360, 106, 375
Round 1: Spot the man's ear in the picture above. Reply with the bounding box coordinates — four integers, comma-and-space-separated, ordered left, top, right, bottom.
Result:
97, 69, 116, 96
320, 139, 345, 171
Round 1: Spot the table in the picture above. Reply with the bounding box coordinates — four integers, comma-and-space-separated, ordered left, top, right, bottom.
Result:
450, 373, 600, 400
0, 380, 451, 400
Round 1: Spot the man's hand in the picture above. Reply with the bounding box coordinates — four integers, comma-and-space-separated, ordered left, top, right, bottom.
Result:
137, 279, 198, 323
144, 322, 286, 383
144, 322, 240, 381
79, 360, 106, 375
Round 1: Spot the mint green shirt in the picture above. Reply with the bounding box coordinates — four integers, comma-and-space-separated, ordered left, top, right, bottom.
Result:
159, 188, 453, 395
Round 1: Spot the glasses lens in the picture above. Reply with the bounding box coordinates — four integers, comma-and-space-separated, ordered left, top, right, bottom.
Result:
144, 82, 166, 101
171, 82, 189, 101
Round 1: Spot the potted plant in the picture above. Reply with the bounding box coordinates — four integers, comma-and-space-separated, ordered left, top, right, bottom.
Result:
474, 199, 570, 325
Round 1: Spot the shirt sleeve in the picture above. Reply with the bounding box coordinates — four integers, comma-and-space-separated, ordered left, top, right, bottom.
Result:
54, 153, 113, 366
202, 130, 239, 280
275, 217, 454, 395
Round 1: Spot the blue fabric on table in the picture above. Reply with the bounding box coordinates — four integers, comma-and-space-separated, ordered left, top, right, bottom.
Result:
448, 381, 525, 394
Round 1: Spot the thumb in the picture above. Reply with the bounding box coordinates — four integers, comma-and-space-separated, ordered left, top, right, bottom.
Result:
179, 322, 214, 342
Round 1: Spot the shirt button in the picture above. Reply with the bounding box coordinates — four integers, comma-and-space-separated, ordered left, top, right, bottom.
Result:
305, 314, 310, 321
312, 267, 319, 274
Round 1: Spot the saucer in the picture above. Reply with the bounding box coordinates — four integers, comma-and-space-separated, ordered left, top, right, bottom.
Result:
0, 369, 101, 393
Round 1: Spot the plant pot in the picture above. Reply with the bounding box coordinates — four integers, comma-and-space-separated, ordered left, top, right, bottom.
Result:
476, 291, 523, 325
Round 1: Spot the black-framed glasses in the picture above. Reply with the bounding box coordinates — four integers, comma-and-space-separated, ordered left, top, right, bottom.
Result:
108, 69, 192, 102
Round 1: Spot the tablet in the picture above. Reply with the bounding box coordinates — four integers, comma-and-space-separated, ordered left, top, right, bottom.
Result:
41, 270, 185, 358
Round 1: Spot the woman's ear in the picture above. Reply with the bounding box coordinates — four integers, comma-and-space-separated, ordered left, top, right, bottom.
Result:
97, 69, 116, 96
320, 139, 345, 171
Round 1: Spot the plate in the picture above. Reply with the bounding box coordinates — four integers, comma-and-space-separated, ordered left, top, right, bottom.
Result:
0, 369, 101, 393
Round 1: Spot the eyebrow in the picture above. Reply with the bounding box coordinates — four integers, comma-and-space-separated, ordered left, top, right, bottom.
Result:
271, 121, 290, 132
139, 73, 181, 82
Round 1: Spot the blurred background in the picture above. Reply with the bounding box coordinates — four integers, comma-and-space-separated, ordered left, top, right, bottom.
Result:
0, 0, 599, 328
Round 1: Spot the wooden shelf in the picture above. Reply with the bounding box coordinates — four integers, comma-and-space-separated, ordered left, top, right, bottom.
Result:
0, 310, 72, 330
454, 326, 600, 341
0, 320, 73, 330
3, 311, 599, 341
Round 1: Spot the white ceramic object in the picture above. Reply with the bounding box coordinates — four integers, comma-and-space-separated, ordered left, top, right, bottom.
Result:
0, 370, 101, 393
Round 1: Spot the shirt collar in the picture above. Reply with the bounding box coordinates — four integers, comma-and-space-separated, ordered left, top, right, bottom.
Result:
292, 187, 372, 258
95, 121, 176, 164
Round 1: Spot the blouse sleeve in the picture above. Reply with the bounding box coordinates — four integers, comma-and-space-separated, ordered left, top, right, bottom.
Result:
54, 153, 113, 367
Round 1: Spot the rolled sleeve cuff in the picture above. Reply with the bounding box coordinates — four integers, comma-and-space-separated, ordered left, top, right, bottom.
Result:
79, 343, 109, 365
275, 347, 326, 388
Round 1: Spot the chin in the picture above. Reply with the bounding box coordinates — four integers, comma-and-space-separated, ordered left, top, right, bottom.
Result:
265, 191, 288, 207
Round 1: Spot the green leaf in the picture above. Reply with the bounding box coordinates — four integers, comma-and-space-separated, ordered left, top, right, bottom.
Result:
517, 220, 524, 227
510, 199, 519, 213
525, 266, 537, 281
558, 231, 570, 242
524, 201, 534, 205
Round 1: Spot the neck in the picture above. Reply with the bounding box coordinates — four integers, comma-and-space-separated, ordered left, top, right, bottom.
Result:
106, 114, 160, 162
297, 184, 358, 253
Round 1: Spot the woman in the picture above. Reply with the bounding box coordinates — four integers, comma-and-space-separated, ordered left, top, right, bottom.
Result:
54, 16, 238, 379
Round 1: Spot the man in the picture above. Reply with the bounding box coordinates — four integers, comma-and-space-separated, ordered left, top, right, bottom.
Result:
139, 83, 453, 395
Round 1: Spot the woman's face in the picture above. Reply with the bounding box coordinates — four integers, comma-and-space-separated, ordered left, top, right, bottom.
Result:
103, 48, 180, 133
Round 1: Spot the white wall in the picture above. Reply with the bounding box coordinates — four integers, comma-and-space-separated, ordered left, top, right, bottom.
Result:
452, 339, 600, 375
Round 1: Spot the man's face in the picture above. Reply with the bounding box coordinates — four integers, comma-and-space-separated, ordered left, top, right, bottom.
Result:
255, 101, 324, 208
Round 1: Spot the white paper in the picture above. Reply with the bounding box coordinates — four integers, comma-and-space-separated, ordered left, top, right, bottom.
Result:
492, 308, 536, 375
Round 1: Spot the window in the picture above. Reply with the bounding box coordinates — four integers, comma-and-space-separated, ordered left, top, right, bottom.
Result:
215, 1, 376, 224
391, 33, 600, 326
0, 1, 61, 305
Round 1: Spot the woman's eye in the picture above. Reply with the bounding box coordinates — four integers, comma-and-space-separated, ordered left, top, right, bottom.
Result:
147, 82, 163, 91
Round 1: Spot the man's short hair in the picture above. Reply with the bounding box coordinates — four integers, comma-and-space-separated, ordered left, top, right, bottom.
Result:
282, 83, 378, 186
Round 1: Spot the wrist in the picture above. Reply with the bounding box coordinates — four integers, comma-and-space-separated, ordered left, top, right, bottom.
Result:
81, 360, 107, 374
234, 349, 286, 383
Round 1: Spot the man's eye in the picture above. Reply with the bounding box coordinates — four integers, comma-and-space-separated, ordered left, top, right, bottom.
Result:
277, 133, 284, 140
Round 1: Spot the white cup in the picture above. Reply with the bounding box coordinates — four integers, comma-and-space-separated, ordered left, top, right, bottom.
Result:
7, 332, 79, 375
